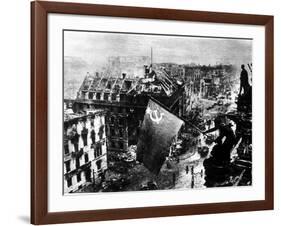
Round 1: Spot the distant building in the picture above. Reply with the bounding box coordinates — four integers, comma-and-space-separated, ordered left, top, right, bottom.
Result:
64, 110, 107, 193
155, 63, 185, 79
106, 56, 150, 78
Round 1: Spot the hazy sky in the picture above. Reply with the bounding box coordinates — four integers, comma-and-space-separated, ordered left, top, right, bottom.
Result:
64, 30, 252, 72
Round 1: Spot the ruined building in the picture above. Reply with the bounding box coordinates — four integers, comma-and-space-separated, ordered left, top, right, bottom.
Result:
64, 110, 107, 193
72, 65, 185, 163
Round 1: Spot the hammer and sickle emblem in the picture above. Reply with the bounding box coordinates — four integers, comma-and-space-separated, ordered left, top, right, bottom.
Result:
146, 107, 164, 124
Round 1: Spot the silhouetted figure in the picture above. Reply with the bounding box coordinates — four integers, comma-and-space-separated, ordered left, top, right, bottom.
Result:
203, 116, 237, 187
203, 117, 236, 164
239, 64, 250, 96
237, 65, 252, 112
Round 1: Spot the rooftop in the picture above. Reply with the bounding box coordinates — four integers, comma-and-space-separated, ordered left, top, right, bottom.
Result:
77, 67, 183, 99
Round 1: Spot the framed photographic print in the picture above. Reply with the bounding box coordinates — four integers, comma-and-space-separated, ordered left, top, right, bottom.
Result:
31, 1, 274, 225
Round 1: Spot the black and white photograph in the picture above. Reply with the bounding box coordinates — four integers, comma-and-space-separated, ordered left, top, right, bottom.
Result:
63, 30, 253, 194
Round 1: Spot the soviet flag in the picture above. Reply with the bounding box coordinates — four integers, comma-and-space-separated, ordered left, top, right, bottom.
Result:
137, 99, 184, 175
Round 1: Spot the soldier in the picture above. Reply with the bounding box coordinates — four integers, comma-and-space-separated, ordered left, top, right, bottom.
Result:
239, 64, 250, 96
203, 116, 237, 187
203, 116, 236, 165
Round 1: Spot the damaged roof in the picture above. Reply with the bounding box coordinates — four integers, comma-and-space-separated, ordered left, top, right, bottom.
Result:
78, 68, 183, 98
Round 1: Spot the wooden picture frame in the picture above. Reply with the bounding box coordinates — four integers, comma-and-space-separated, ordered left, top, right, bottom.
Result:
31, 1, 274, 224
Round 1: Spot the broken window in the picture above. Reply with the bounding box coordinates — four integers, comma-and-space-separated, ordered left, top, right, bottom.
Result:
96, 160, 102, 170
110, 127, 115, 136
65, 160, 71, 172
88, 92, 93, 99
67, 178, 72, 187
99, 146, 103, 156
120, 94, 126, 102
64, 143, 69, 155
81, 127, 88, 146
84, 153, 89, 163
90, 129, 96, 144
96, 93, 101, 100
104, 93, 109, 101
76, 157, 80, 169
94, 144, 102, 158
111, 93, 116, 101
77, 172, 81, 182
98, 125, 104, 139
119, 142, 124, 150
119, 128, 123, 137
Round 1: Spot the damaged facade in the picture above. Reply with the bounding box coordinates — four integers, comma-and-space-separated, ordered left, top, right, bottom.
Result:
72, 64, 185, 165
63, 110, 107, 193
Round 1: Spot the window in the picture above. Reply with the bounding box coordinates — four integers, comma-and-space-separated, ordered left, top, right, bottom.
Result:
84, 153, 89, 163
76, 157, 80, 169
67, 178, 72, 187
94, 144, 102, 158
104, 93, 109, 101
65, 160, 71, 172
96, 160, 102, 170
111, 93, 116, 101
77, 172, 81, 182
110, 127, 115, 136
64, 143, 69, 155
90, 129, 96, 144
119, 142, 124, 150
88, 92, 93, 99
98, 125, 104, 139
120, 94, 126, 102
96, 93, 101, 100
99, 146, 103, 156
119, 128, 123, 137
